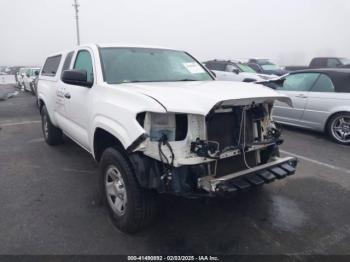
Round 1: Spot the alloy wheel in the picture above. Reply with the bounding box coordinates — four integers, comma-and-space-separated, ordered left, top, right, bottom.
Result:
105, 165, 127, 216
331, 115, 350, 143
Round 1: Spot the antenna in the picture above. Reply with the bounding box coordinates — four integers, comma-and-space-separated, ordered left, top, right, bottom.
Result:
72, 0, 80, 45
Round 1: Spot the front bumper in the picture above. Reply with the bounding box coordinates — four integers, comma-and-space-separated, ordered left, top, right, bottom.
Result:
198, 156, 297, 194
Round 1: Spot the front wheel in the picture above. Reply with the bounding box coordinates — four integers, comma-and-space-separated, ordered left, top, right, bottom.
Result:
327, 112, 350, 145
100, 147, 158, 233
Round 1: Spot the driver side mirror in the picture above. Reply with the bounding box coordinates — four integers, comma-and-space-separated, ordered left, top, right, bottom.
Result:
62, 69, 93, 88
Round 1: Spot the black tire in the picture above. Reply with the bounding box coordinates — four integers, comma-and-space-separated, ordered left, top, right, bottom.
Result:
41, 105, 63, 145
326, 112, 350, 145
36, 97, 40, 109
100, 147, 158, 233
29, 82, 35, 95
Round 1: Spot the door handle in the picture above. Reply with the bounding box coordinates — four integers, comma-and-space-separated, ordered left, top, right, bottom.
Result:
64, 92, 71, 99
296, 94, 307, 98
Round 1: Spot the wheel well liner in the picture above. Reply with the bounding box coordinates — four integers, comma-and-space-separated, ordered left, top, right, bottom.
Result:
93, 128, 125, 162
38, 99, 45, 112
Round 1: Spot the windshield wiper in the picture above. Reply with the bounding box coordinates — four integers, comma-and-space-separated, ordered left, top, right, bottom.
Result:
120, 79, 198, 84
175, 79, 198, 81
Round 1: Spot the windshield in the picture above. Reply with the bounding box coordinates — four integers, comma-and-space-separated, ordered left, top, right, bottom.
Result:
256, 60, 280, 71
31, 68, 40, 76
236, 63, 256, 73
261, 63, 280, 71
100, 47, 213, 84
339, 58, 350, 65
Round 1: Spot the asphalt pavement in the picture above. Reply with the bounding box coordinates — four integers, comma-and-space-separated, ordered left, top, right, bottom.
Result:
0, 84, 350, 255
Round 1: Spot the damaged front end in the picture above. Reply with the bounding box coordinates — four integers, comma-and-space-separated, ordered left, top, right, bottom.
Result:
129, 100, 297, 197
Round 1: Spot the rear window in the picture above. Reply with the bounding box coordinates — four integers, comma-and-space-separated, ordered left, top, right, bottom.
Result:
41, 55, 62, 76
310, 58, 326, 68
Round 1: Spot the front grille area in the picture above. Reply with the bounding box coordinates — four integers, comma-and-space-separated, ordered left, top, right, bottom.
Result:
206, 107, 258, 177
206, 108, 255, 150
213, 152, 258, 177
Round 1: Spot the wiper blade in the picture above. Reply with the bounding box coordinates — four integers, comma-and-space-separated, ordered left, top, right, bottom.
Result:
120, 79, 198, 83
121, 80, 160, 83
175, 79, 198, 81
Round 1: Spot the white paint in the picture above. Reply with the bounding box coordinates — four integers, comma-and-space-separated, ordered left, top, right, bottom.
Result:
281, 150, 350, 175
183, 62, 205, 74
38, 43, 291, 161
118, 80, 292, 115
0, 120, 41, 127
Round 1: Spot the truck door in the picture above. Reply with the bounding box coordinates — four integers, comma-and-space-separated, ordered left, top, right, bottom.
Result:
55, 51, 74, 127
272, 73, 319, 125
60, 49, 95, 149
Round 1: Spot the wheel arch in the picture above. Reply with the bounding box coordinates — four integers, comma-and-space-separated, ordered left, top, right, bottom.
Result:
324, 110, 350, 132
38, 98, 45, 112
93, 127, 127, 162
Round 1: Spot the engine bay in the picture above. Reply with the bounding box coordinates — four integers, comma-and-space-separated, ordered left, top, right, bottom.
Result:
131, 102, 285, 196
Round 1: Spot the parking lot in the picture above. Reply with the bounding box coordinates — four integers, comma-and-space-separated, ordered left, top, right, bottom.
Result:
1, 83, 350, 255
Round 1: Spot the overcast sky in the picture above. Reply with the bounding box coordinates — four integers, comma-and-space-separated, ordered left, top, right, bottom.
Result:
1, 0, 349, 66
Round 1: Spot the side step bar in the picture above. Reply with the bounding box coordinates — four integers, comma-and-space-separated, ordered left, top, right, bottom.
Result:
198, 157, 298, 193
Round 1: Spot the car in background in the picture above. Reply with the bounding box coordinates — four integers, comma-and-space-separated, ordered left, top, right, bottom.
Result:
16, 67, 28, 88
204, 59, 276, 82
261, 69, 350, 145
23, 67, 40, 93
247, 59, 286, 76
0, 66, 6, 75
285, 57, 350, 72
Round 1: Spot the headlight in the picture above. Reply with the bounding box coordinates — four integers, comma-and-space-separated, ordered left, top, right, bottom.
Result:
142, 112, 189, 142
149, 113, 176, 141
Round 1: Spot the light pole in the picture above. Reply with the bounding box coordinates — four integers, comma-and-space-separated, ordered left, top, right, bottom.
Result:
72, 0, 80, 45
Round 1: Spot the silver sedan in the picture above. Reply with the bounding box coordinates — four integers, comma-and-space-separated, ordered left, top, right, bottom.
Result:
270, 69, 350, 145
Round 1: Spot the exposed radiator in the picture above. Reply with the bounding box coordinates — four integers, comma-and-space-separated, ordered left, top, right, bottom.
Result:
206, 107, 259, 177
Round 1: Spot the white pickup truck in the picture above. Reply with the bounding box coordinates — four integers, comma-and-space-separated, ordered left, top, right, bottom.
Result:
38, 44, 298, 233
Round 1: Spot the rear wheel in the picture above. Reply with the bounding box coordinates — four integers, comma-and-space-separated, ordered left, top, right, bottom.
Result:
327, 112, 350, 145
100, 147, 158, 233
41, 105, 63, 145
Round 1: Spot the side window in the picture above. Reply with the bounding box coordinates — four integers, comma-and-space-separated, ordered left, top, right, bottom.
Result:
41, 55, 62, 76
326, 58, 341, 68
248, 63, 261, 72
204, 62, 214, 70
280, 73, 319, 91
206, 62, 225, 71
216, 63, 226, 71
61, 51, 74, 79
73, 50, 94, 82
311, 74, 335, 92
310, 58, 325, 68
225, 64, 239, 72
